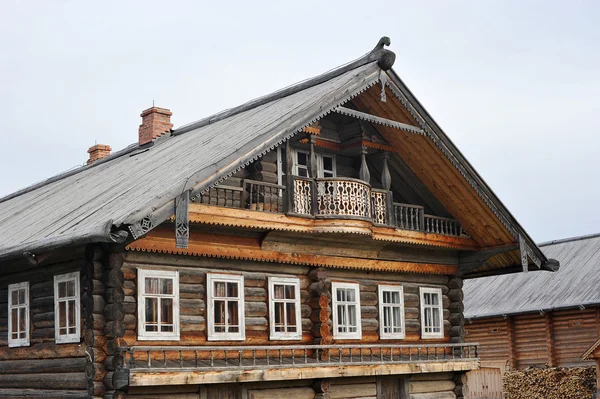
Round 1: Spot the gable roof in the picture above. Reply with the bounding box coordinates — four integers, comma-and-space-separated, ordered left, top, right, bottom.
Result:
464, 233, 600, 319
0, 37, 555, 273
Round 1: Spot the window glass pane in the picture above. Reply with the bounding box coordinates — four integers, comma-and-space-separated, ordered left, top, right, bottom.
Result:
433, 308, 441, 330
323, 156, 333, 171
161, 325, 173, 332
229, 326, 239, 333
227, 282, 238, 298
145, 324, 158, 332
11, 290, 18, 305
298, 168, 308, 177
383, 291, 390, 304
214, 300, 225, 328
392, 307, 401, 330
348, 305, 356, 327
285, 302, 296, 325
337, 289, 343, 302
297, 152, 307, 165
323, 171, 333, 178
66, 280, 75, 297
346, 289, 355, 302
68, 299, 76, 328
337, 305, 346, 328
431, 293, 439, 306
68, 326, 76, 334
160, 279, 173, 295
391, 291, 400, 304
227, 301, 239, 327
19, 307, 26, 333
11, 308, 17, 333
383, 306, 391, 331
284, 285, 295, 300
18, 289, 26, 305
145, 297, 158, 325
274, 302, 283, 326
145, 278, 159, 295
59, 301, 67, 330
214, 282, 226, 297
58, 282, 67, 298
161, 298, 173, 325
273, 284, 284, 300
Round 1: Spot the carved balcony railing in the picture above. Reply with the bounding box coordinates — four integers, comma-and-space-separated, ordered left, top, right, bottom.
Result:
122, 343, 479, 372
196, 177, 468, 238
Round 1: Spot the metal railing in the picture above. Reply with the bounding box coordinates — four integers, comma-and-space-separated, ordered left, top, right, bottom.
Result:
123, 343, 478, 371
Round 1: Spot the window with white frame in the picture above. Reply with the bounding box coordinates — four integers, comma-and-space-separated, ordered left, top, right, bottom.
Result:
332, 282, 362, 339
268, 277, 302, 340
378, 285, 405, 339
8, 282, 29, 347
292, 150, 310, 177
137, 269, 180, 340
317, 154, 336, 178
54, 272, 80, 344
420, 287, 444, 339
207, 274, 245, 341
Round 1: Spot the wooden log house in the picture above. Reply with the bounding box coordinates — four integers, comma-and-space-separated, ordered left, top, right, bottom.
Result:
463, 233, 600, 397
0, 38, 558, 399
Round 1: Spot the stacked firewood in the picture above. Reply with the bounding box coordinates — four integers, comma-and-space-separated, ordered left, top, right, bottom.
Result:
503, 367, 595, 399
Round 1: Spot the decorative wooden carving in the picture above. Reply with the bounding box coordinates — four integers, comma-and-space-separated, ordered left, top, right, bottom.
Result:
317, 179, 371, 219
519, 234, 528, 273
379, 69, 388, 103
381, 152, 392, 191
175, 191, 189, 249
359, 146, 370, 183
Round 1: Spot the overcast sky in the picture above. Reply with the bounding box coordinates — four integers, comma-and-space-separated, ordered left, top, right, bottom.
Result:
1, 0, 598, 243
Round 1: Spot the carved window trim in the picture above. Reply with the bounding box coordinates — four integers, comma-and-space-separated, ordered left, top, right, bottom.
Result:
54, 272, 81, 344
8, 281, 30, 348
137, 269, 180, 341
268, 276, 302, 341
207, 273, 245, 341
332, 282, 362, 340
420, 287, 444, 339
378, 284, 405, 340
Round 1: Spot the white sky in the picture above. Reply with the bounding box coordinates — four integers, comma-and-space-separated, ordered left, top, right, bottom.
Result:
1, 0, 599, 243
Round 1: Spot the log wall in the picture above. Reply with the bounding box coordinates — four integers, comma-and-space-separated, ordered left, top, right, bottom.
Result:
466, 307, 600, 370
122, 251, 458, 347
0, 249, 88, 398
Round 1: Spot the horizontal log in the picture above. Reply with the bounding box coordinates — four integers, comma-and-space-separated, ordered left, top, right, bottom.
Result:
0, 372, 87, 390
246, 317, 268, 331
361, 306, 378, 318
0, 388, 88, 399
360, 292, 377, 306
408, 380, 455, 393
108, 252, 124, 271
362, 318, 378, 331
447, 289, 463, 303
31, 280, 54, 298
246, 302, 268, 317
245, 287, 266, 302
32, 327, 55, 340
404, 293, 419, 308
122, 280, 135, 296
0, 357, 86, 374
180, 299, 205, 316
409, 392, 456, 399
0, 342, 85, 361
329, 383, 377, 398
105, 287, 125, 304
123, 314, 136, 330
180, 283, 205, 299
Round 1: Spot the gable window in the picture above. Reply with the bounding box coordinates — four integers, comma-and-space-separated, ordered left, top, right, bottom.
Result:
332, 282, 362, 339
292, 150, 310, 177
420, 287, 444, 339
207, 274, 245, 341
378, 285, 405, 339
268, 277, 302, 340
8, 282, 29, 347
138, 269, 180, 340
54, 272, 80, 344
317, 154, 336, 178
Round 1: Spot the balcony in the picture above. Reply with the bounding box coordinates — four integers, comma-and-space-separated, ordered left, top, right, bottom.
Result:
196, 177, 468, 238
122, 343, 479, 386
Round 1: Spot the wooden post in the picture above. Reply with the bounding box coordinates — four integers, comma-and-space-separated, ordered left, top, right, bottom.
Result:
545, 312, 556, 367
284, 140, 294, 214
506, 316, 517, 370
381, 152, 391, 191
309, 135, 317, 179
359, 146, 370, 183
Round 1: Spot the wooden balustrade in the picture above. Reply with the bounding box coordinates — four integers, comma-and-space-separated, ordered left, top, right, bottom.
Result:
242, 179, 285, 213
123, 343, 479, 371
195, 177, 468, 238
424, 215, 464, 236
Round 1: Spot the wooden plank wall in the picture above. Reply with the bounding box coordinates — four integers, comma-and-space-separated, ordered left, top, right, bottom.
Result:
466, 308, 600, 370
0, 250, 88, 398
126, 373, 459, 398
122, 251, 458, 348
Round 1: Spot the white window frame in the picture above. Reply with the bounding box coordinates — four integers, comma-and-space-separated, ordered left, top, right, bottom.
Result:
268, 276, 302, 340
292, 149, 310, 177
420, 287, 444, 339
8, 282, 30, 347
207, 273, 245, 341
54, 272, 80, 344
137, 269, 180, 341
331, 282, 362, 340
317, 153, 337, 178
378, 285, 405, 340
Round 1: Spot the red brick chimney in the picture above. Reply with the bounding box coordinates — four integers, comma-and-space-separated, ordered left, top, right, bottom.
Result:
87, 144, 112, 165
138, 106, 173, 145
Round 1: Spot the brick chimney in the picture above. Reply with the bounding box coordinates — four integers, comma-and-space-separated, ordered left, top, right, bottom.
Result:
87, 144, 112, 165
138, 106, 173, 145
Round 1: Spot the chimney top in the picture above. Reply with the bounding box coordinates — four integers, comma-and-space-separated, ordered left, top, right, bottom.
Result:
138, 106, 173, 145
87, 144, 112, 165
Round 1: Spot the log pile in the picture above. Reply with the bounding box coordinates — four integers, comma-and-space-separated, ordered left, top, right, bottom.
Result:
503, 367, 596, 399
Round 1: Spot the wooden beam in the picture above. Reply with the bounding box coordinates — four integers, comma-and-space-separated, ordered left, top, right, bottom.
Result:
334, 106, 423, 134
127, 229, 460, 275
457, 244, 519, 276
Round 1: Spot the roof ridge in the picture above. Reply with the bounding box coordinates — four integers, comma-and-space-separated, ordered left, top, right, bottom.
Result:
538, 232, 600, 247
173, 37, 395, 136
